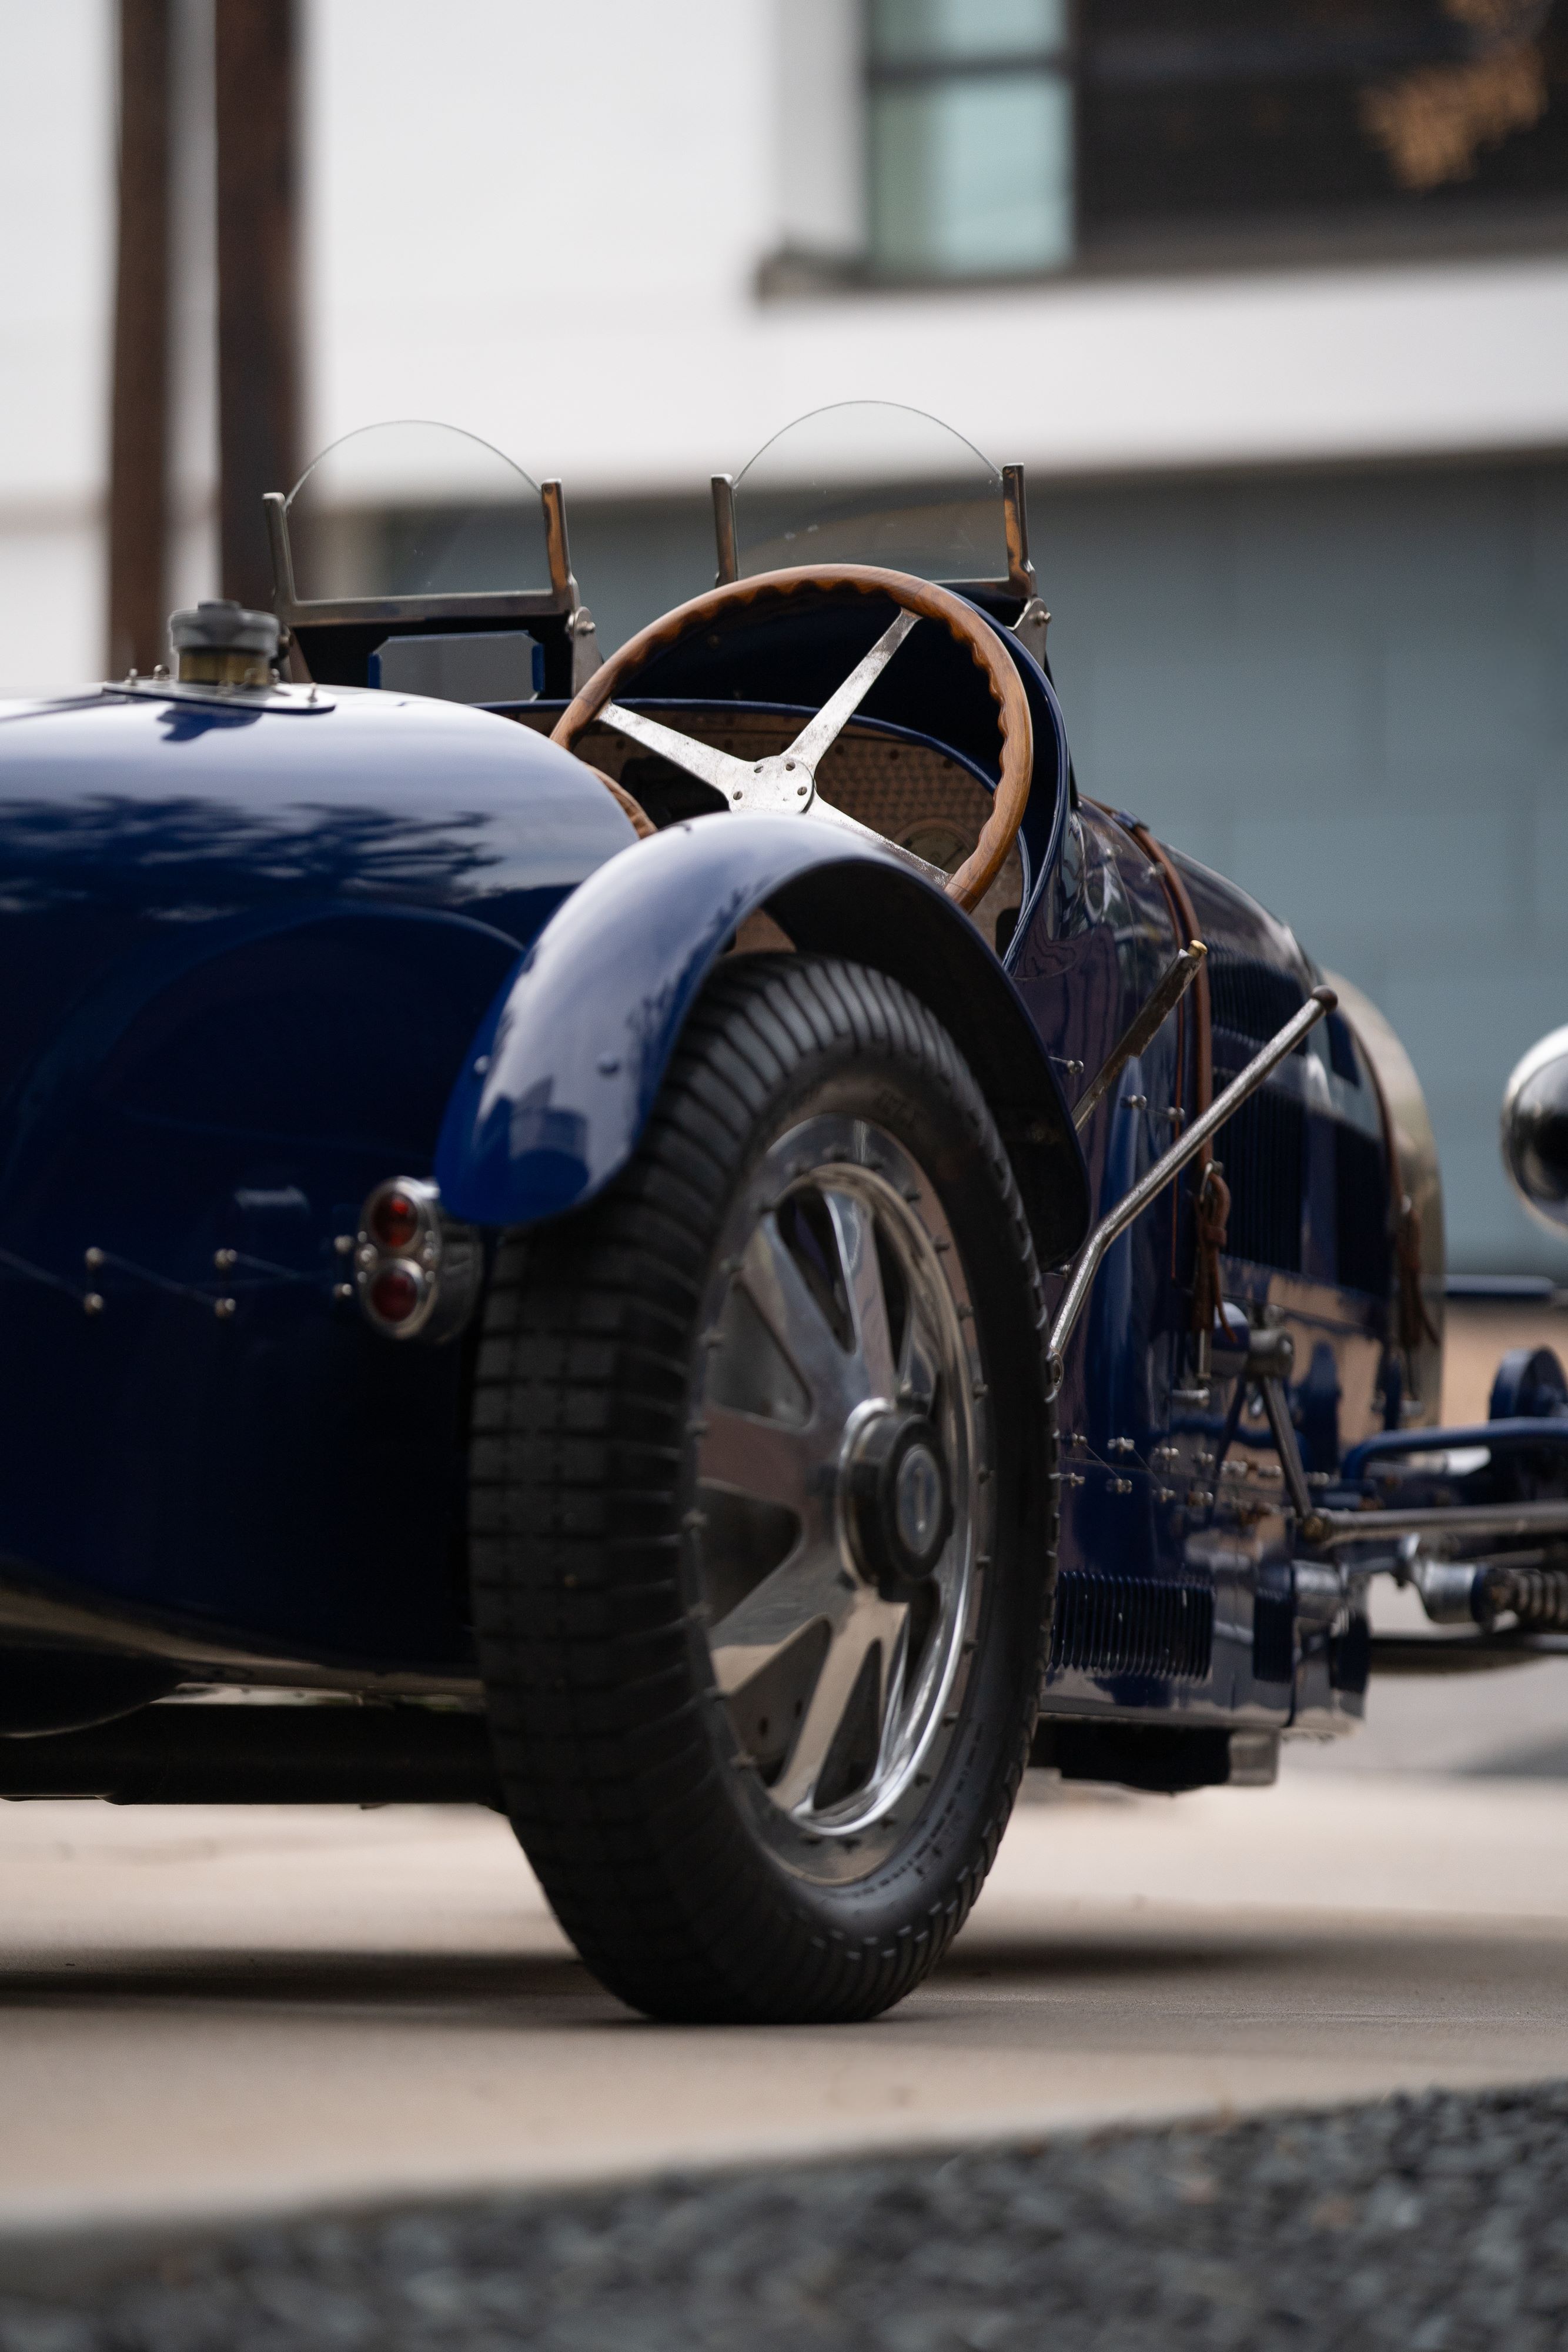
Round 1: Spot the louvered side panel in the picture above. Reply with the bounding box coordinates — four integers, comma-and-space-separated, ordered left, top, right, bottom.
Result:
1049, 1574, 1214, 1683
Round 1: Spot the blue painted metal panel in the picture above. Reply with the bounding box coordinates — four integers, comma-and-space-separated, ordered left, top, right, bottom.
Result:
434, 811, 1087, 1247
0, 688, 634, 1662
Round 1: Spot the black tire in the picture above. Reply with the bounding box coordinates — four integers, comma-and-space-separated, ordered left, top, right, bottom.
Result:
468, 954, 1057, 2023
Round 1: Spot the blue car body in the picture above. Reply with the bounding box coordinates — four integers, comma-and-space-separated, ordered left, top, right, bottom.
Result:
0, 592, 1455, 1747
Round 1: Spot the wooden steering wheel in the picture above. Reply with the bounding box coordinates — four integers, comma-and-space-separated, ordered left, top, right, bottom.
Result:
550, 563, 1033, 914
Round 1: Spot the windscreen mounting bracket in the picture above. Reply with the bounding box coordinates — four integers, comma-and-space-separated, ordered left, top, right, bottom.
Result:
263, 477, 602, 699
710, 458, 1047, 660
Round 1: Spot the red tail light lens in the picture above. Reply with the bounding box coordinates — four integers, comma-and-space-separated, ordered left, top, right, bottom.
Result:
368, 1265, 422, 1326
353, 1175, 476, 1344
370, 1190, 421, 1251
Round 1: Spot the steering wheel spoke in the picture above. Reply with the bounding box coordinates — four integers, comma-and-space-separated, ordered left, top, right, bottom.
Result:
597, 702, 753, 799
802, 793, 952, 888
783, 609, 920, 777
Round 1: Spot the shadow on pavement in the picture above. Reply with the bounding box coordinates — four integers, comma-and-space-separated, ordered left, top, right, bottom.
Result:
0, 1947, 607, 2013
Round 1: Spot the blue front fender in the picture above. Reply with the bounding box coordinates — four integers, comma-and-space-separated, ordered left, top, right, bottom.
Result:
434, 815, 1091, 1269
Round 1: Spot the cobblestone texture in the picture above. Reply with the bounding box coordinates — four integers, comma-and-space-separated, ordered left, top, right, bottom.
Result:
4, 2083, 1567, 2351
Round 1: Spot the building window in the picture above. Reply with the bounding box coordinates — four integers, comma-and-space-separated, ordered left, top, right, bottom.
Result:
867, 1, 1075, 276
1082, 0, 1567, 260
855, 1, 1568, 286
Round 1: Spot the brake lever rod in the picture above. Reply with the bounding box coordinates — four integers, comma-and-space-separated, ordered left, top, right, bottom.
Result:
1071, 940, 1207, 1132
1045, 985, 1336, 1393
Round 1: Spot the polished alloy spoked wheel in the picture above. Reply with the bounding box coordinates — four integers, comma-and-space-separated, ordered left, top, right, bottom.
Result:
694, 1120, 989, 1872
470, 956, 1056, 2024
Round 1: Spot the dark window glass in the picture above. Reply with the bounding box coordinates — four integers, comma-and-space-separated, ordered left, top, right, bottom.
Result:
862, 1, 1568, 279
1081, 1, 1568, 253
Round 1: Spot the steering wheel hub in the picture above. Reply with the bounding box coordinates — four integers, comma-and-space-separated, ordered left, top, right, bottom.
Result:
731, 753, 814, 813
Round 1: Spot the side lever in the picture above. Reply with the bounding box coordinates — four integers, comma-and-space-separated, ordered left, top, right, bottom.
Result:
1045, 986, 1335, 1395
1072, 940, 1206, 1132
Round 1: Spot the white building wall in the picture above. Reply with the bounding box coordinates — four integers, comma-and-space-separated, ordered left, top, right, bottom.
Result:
0, 0, 112, 693
10, 0, 1568, 682
774, 0, 864, 263
301, 0, 1568, 492
303, 0, 775, 482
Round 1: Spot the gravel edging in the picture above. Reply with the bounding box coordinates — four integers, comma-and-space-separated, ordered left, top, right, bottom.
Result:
4, 2082, 1567, 2351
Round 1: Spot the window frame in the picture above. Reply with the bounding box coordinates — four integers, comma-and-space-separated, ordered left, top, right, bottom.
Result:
754, 1, 1568, 300
863, 0, 1081, 282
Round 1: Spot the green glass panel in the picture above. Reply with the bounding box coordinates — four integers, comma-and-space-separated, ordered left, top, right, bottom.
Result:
871, 73, 1074, 275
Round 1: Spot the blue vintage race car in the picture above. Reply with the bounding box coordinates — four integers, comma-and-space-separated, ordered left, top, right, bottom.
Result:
2, 403, 1565, 2024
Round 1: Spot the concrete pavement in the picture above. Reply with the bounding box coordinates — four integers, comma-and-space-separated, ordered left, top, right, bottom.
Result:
4, 1774, 1568, 2251
3, 1298, 1566, 2253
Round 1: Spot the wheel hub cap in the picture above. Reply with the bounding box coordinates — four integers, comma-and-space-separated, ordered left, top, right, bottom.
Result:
846, 1411, 952, 1593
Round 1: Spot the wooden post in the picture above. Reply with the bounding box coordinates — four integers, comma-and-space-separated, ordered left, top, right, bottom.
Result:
107, 0, 171, 678
215, 0, 299, 612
